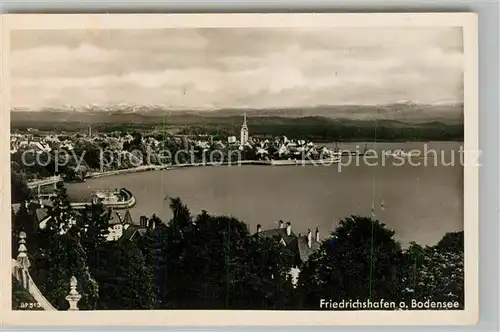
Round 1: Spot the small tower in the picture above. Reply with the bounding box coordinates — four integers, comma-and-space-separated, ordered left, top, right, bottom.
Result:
307, 229, 312, 249
240, 112, 249, 145
139, 215, 148, 228
65, 276, 82, 311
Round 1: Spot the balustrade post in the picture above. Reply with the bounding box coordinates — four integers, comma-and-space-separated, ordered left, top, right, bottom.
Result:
65, 276, 81, 310
16, 231, 31, 289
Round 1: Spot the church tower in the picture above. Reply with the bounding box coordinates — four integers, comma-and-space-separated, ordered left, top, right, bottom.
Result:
240, 112, 249, 145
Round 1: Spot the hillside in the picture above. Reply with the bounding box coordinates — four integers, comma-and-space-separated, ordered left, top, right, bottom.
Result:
9, 103, 464, 141
10, 102, 463, 125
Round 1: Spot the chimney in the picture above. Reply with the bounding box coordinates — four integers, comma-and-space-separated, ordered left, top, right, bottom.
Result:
307, 229, 312, 248
315, 227, 320, 242
140, 216, 147, 228
257, 224, 262, 233
278, 220, 284, 229
286, 222, 291, 236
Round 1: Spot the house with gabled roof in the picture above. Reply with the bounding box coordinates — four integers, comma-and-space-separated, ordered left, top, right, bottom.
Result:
254, 221, 322, 285
105, 209, 149, 242
256, 221, 321, 264
106, 209, 134, 241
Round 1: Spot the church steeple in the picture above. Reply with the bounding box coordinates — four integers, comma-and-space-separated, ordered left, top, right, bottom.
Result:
240, 112, 249, 145
242, 112, 248, 128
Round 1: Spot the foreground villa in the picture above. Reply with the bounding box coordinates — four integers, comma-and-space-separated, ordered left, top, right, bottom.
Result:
254, 221, 321, 285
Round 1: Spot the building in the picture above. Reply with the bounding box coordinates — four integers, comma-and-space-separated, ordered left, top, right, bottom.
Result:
254, 221, 321, 284
12, 202, 52, 236
12, 201, 148, 243
16, 200, 80, 235
240, 112, 249, 146
12, 138, 51, 154
106, 209, 134, 241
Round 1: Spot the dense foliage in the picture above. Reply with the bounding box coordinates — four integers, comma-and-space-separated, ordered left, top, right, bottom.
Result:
401, 232, 464, 308
297, 216, 405, 308
138, 199, 296, 309
28, 182, 99, 310
11, 180, 465, 310
30, 230, 100, 310
12, 279, 44, 311
179, 117, 464, 142
11, 168, 32, 203
92, 241, 156, 310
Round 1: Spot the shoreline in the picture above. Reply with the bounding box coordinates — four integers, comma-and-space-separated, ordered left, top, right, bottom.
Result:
84, 158, 343, 179
86, 165, 172, 179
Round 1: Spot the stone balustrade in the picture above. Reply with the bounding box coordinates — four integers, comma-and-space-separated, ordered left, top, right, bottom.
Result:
12, 231, 81, 311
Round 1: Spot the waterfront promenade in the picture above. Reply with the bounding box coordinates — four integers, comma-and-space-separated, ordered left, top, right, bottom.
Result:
27, 175, 61, 189
84, 158, 342, 180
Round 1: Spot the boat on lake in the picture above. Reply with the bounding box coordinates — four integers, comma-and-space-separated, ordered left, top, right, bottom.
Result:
383, 149, 417, 158
271, 157, 341, 166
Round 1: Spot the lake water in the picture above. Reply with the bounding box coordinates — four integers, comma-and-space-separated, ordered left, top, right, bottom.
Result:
66, 142, 463, 246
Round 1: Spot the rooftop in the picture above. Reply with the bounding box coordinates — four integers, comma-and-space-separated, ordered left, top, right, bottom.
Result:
255, 223, 321, 264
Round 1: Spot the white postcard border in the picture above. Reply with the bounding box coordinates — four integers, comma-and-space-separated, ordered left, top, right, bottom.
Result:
0, 13, 478, 326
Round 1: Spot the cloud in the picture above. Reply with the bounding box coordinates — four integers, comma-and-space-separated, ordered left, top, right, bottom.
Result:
10, 27, 464, 109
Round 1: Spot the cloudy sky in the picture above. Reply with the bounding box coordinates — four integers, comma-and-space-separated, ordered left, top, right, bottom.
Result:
11, 27, 463, 110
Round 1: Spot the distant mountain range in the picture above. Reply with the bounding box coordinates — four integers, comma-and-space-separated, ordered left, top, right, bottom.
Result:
10, 102, 464, 126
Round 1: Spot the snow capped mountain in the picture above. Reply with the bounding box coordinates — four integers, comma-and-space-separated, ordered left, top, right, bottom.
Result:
26, 103, 169, 113
10, 101, 463, 124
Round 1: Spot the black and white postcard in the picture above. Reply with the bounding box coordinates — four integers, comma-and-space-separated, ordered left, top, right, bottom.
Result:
0, 13, 478, 326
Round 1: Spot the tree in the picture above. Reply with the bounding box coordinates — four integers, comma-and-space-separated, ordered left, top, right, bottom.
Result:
61, 164, 87, 182
138, 198, 298, 309
11, 170, 32, 204
46, 182, 75, 234
435, 231, 464, 254
177, 213, 251, 309
240, 146, 257, 161
93, 241, 156, 310
11, 150, 52, 180
401, 236, 464, 309
30, 230, 99, 310
160, 198, 196, 308
297, 216, 404, 309
77, 202, 110, 271
238, 235, 296, 309
29, 181, 99, 310
168, 197, 193, 230
73, 140, 101, 170
137, 214, 169, 308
